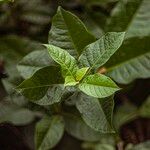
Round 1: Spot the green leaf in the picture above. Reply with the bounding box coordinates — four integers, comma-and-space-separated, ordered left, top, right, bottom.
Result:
0, 0, 14, 2
79, 73, 120, 98
17, 50, 55, 79
86, 0, 117, 5
76, 67, 89, 81
35, 85, 64, 106
76, 93, 115, 133
16, 66, 63, 101
45, 44, 79, 79
64, 91, 81, 106
126, 141, 150, 150
79, 32, 125, 70
114, 103, 138, 129
64, 113, 103, 142
64, 76, 78, 87
2, 77, 27, 106
95, 144, 115, 150
35, 115, 65, 150
105, 37, 150, 84
83, 143, 115, 150
106, 0, 150, 39
48, 6, 96, 56
139, 96, 150, 118
0, 102, 35, 125
82, 135, 116, 150
83, 14, 104, 39
0, 35, 42, 78
105, 0, 150, 84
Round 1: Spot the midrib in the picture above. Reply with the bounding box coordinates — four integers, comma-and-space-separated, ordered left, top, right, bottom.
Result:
61, 11, 79, 56
106, 51, 150, 72
125, 0, 143, 38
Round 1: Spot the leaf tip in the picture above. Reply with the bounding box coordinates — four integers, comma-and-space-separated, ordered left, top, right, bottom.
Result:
42, 44, 49, 48
58, 6, 62, 10
57, 6, 65, 13
121, 31, 126, 37
118, 32, 126, 40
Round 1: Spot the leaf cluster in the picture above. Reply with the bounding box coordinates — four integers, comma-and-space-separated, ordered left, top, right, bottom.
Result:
14, 6, 125, 149
0, 0, 150, 149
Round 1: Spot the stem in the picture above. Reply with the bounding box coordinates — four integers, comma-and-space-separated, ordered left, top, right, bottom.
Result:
117, 141, 124, 150
53, 103, 62, 114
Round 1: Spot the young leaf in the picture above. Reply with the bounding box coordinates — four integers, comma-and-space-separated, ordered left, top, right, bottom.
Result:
17, 50, 55, 79
79, 32, 125, 70
45, 44, 79, 78
76, 94, 115, 133
79, 73, 120, 98
64, 76, 78, 87
105, 37, 150, 84
76, 67, 89, 81
64, 113, 103, 142
16, 66, 63, 101
35, 115, 65, 150
48, 6, 96, 56
106, 0, 150, 39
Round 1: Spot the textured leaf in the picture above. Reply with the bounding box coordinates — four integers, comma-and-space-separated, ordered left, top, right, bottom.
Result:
79, 73, 119, 98
45, 44, 79, 78
79, 32, 125, 70
35, 115, 65, 150
48, 6, 96, 56
16, 66, 63, 101
17, 50, 55, 79
64, 91, 81, 106
76, 94, 115, 133
0, 102, 35, 125
64, 113, 103, 142
76, 67, 89, 81
105, 37, 150, 84
64, 76, 78, 87
106, 0, 150, 39
105, 0, 150, 84
35, 85, 64, 106
139, 96, 150, 118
